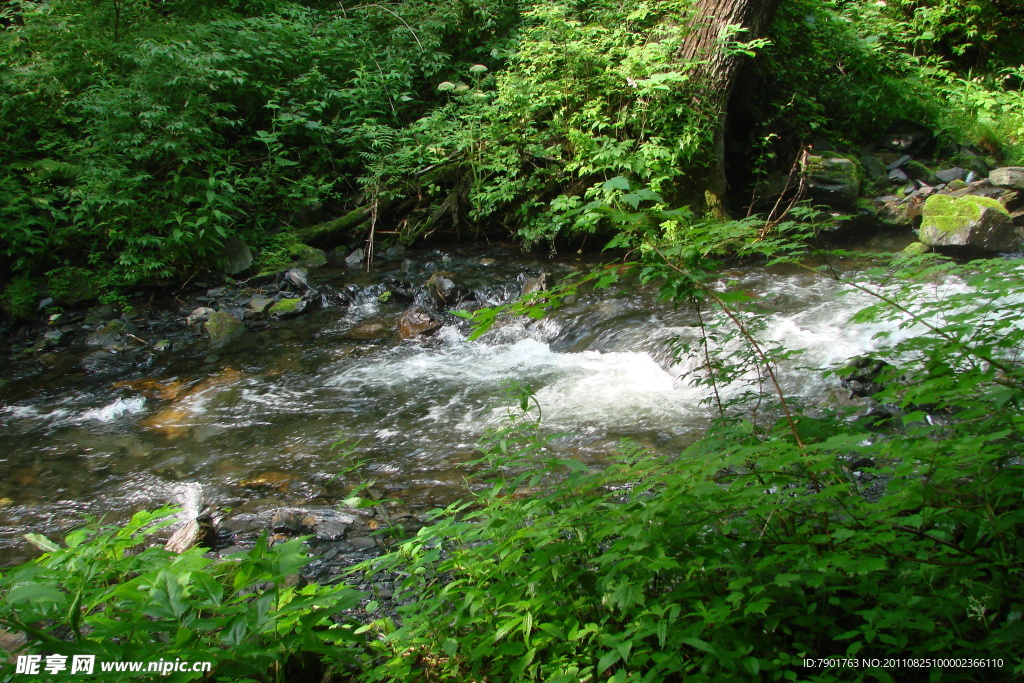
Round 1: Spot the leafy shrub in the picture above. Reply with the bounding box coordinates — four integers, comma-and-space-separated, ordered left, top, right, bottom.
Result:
0, 276, 38, 321
0, 508, 365, 682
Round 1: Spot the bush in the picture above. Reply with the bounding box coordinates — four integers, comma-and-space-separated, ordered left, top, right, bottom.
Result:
0, 276, 38, 321
0, 508, 365, 682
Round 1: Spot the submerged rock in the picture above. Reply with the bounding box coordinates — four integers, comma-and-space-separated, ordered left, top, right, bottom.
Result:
919, 194, 1017, 252
86, 319, 126, 348
205, 311, 245, 348
398, 307, 442, 339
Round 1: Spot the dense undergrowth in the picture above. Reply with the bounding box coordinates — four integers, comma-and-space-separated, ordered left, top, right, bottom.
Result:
1, 0, 1023, 308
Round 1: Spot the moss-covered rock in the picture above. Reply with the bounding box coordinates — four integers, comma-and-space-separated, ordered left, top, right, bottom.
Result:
919, 194, 1017, 252
901, 241, 930, 255
804, 154, 860, 206
204, 311, 245, 348
903, 160, 939, 186
269, 296, 309, 318
293, 245, 327, 270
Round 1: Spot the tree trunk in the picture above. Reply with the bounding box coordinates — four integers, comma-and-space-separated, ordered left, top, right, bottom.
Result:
679, 0, 781, 215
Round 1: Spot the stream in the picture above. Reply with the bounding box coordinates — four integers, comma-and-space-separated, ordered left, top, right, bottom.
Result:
0, 238, 926, 564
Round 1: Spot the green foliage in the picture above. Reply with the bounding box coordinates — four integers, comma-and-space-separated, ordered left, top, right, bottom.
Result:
0, 508, 364, 682
0, 0, 518, 282
1, 276, 38, 320
253, 232, 315, 276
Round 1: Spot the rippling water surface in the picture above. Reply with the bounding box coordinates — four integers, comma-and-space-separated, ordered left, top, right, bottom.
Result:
0, 245, 938, 562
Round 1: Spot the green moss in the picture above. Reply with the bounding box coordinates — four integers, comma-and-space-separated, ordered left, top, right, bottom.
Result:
269, 297, 301, 314
921, 194, 1007, 236
805, 155, 861, 185
255, 233, 328, 275
205, 311, 244, 348
903, 160, 939, 185
902, 241, 930, 255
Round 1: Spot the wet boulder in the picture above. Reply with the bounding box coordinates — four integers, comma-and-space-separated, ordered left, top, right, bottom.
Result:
205, 311, 245, 348
248, 295, 274, 314
903, 160, 940, 186
840, 356, 895, 397
269, 296, 309, 319
859, 155, 888, 188
803, 154, 860, 207
86, 319, 131, 349
426, 273, 471, 309
919, 194, 1017, 252
186, 306, 216, 326
398, 307, 442, 339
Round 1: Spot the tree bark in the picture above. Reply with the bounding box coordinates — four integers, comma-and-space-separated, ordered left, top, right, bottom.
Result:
679, 0, 781, 215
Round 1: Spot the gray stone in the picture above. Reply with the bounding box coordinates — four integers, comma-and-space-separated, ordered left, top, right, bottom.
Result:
86, 319, 125, 348
204, 311, 245, 348
903, 160, 939, 186
284, 268, 312, 291
222, 239, 254, 275
919, 194, 1017, 252
989, 167, 1024, 190
349, 536, 376, 549
888, 168, 909, 183
934, 167, 966, 184
345, 249, 365, 269
186, 307, 216, 326
37, 297, 54, 310
384, 245, 407, 260
886, 154, 911, 172
84, 305, 116, 326
315, 520, 349, 541
859, 155, 888, 182
248, 296, 274, 314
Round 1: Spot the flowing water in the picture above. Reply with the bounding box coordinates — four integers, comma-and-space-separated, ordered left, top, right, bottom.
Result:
0, 242, 928, 563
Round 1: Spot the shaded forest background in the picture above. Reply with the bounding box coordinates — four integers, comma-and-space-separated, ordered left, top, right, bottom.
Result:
1, 0, 1023, 306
